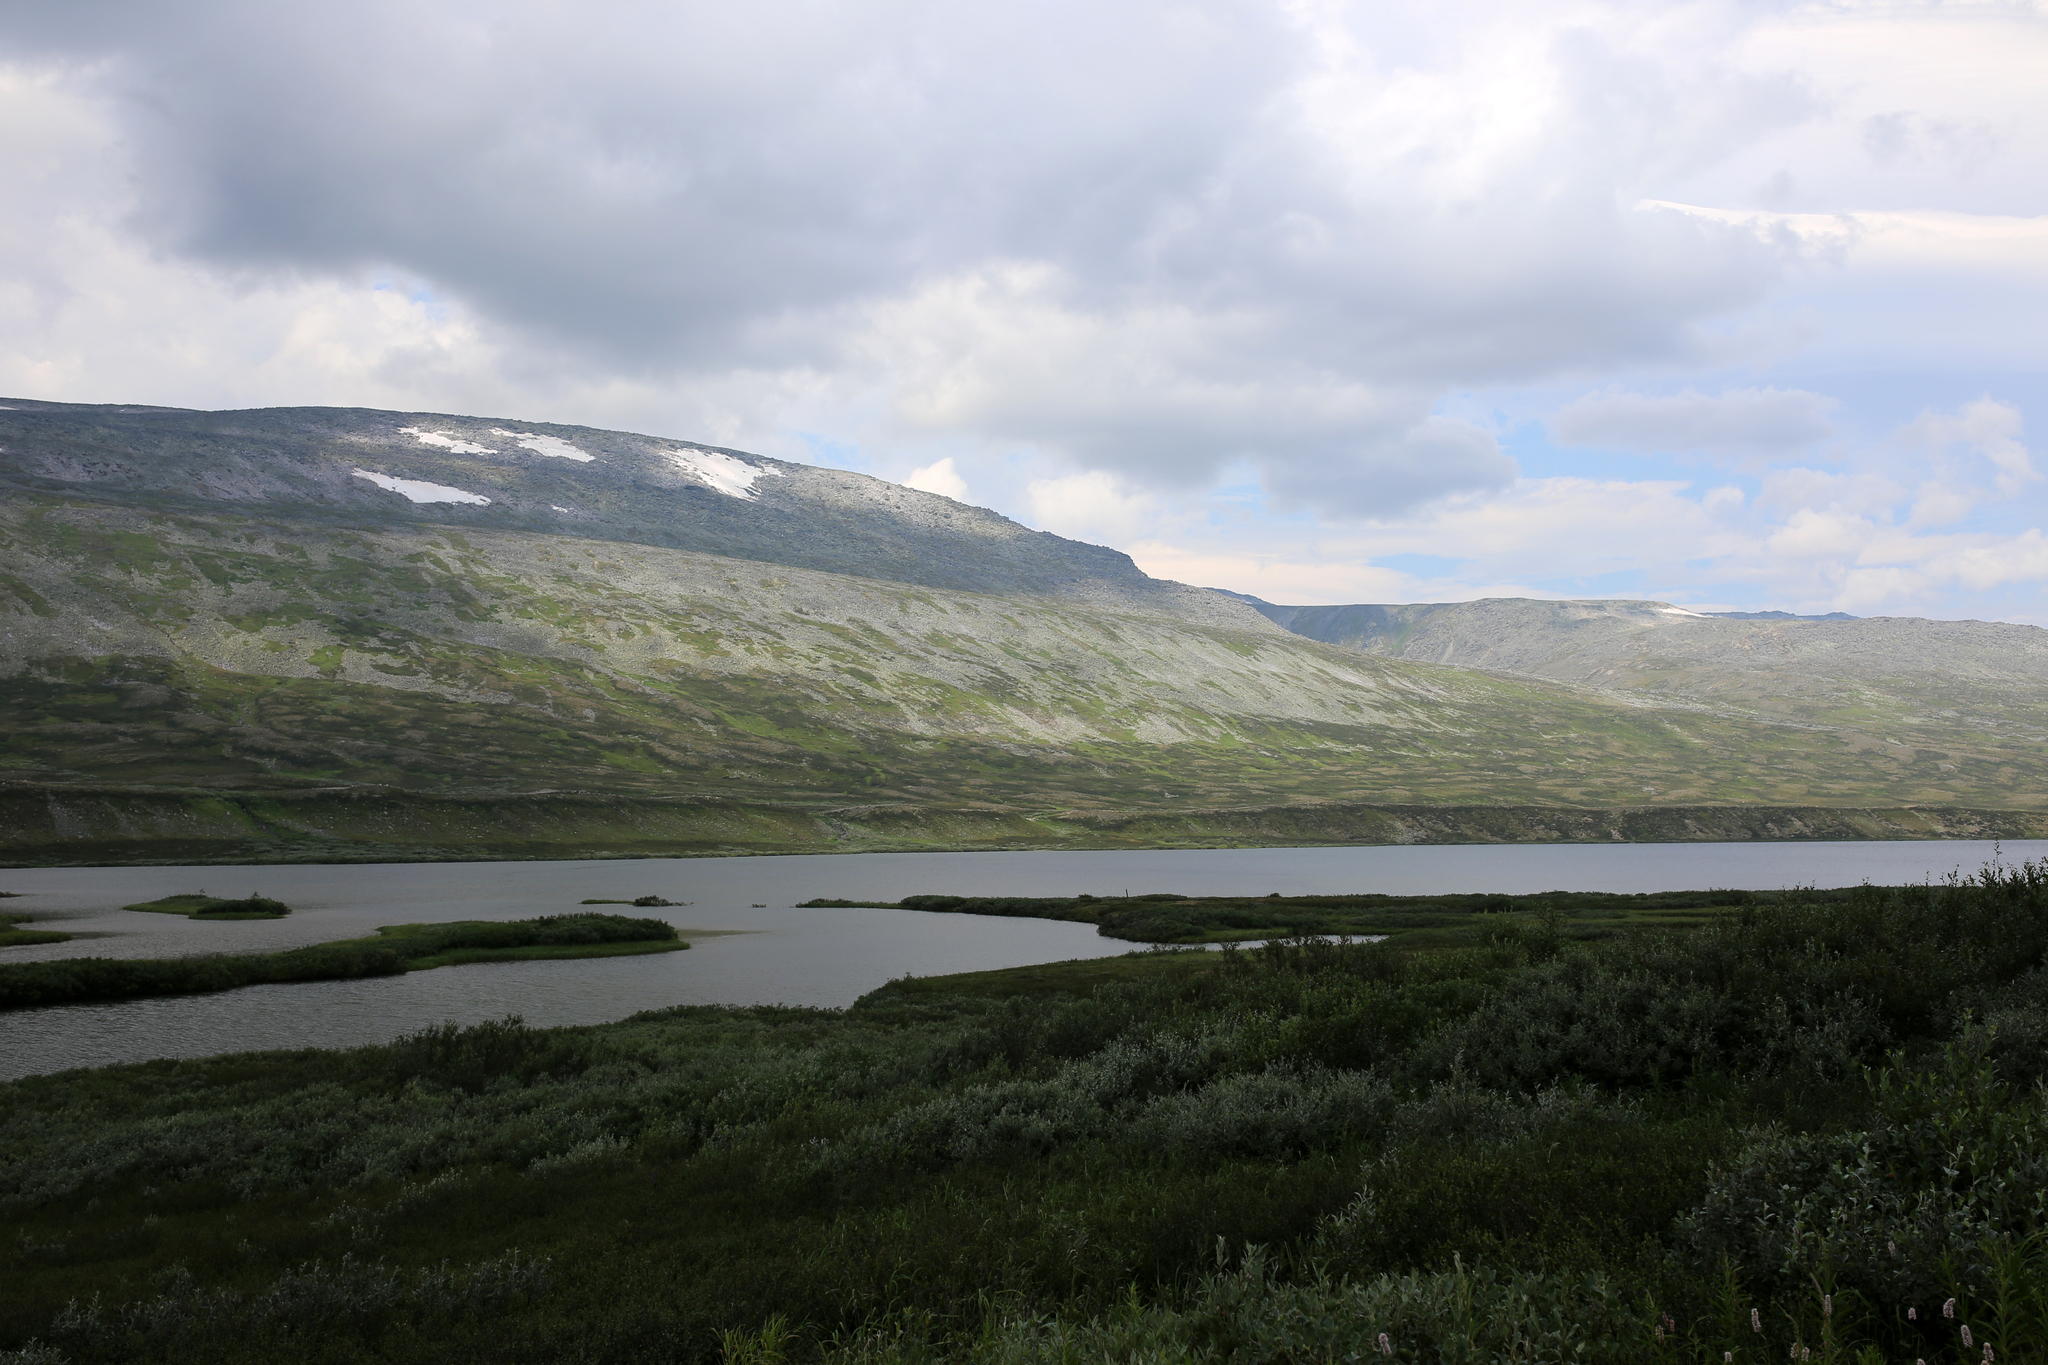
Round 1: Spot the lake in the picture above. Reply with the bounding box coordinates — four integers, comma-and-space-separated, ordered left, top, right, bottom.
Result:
3, 838, 2039, 1081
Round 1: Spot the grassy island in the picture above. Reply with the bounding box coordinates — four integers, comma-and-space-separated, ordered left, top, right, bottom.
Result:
0, 864, 2044, 1363
369, 914, 690, 970
0, 913, 686, 1011
124, 893, 293, 920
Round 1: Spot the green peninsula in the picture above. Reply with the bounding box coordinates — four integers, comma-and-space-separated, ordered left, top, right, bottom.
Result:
0, 911, 68, 949
0, 913, 685, 1011
806, 886, 1768, 945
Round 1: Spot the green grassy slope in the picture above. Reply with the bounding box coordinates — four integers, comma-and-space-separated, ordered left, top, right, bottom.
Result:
3, 495, 2043, 863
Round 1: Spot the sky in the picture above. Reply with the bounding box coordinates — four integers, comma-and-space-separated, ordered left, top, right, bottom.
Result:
1, 0, 2044, 620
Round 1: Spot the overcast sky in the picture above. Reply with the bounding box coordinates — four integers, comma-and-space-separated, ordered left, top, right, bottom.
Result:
3, 0, 2044, 619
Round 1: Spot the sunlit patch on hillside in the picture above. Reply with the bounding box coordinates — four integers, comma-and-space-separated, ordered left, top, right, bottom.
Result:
667, 447, 783, 499
397, 427, 497, 455
491, 429, 595, 462
351, 469, 492, 505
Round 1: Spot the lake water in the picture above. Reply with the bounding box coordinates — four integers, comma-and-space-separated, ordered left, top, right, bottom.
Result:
4, 839, 2040, 1081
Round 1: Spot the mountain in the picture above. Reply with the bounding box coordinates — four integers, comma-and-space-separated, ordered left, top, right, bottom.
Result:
0, 398, 1253, 626
3, 400, 2045, 864
1234, 594, 2048, 758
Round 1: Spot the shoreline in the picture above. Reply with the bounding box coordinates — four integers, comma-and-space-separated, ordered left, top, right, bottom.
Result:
5, 786, 2045, 868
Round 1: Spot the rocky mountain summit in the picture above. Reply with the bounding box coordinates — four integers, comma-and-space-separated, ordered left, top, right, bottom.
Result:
3, 399, 2044, 862
0, 398, 1257, 627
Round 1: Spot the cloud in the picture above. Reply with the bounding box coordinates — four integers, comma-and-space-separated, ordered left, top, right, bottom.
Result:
902, 456, 968, 502
1025, 471, 1161, 548
1897, 398, 2035, 498
1258, 416, 1516, 520
0, 0, 1812, 507
1125, 400, 2048, 619
1551, 388, 1836, 458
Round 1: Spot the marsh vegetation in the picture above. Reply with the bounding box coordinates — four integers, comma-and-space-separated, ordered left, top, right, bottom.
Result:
1, 864, 2045, 1363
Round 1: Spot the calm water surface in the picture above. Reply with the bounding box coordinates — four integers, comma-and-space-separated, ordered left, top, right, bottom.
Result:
3, 839, 2038, 1080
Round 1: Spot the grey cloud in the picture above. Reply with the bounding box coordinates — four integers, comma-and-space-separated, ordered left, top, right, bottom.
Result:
10, 0, 1293, 362
1550, 387, 1836, 457
1258, 417, 1516, 520
4, 0, 1814, 504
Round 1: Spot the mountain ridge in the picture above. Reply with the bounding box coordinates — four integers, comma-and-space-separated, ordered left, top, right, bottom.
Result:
0, 398, 1266, 631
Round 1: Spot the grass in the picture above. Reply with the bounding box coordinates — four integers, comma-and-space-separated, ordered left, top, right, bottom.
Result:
123, 894, 292, 920
1, 862, 2045, 1364
0, 914, 684, 1011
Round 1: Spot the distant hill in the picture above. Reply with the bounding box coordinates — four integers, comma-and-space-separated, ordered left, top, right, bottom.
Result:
3, 400, 2045, 863
1228, 593, 2048, 756
1703, 610, 1857, 621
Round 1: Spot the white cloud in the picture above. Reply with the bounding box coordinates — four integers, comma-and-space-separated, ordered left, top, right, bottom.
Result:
1111, 399, 2046, 618
1025, 471, 1161, 548
1551, 387, 1835, 457
902, 456, 968, 502
1897, 398, 2036, 498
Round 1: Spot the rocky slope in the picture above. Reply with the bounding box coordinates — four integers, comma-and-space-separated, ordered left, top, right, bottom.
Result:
0, 398, 1257, 626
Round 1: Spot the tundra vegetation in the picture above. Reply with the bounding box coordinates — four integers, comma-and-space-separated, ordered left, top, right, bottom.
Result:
3, 862, 2045, 1364
0, 913, 683, 1010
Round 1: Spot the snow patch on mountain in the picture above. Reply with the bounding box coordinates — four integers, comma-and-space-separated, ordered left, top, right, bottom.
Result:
399, 427, 497, 455
353, 469, 492, 505
491, 429, 595, 462
668, 447, 783, 499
